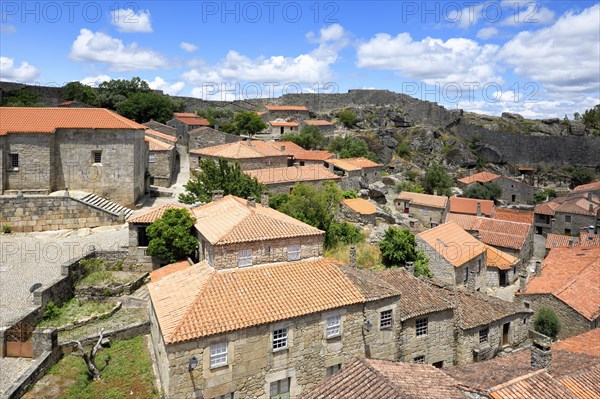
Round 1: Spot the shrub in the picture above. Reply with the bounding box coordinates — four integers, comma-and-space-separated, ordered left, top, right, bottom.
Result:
326, 222, 365, 248
462, 182, 502, 201
534, 188, 557, 203
534, 308, 561, 339
338, 109, 357, 128
422, 162, 453, 197
2, 225, 11, 234
395, 181, 425, 194
395, 141, 412, 159
146, 209, 199, 263
44, 301, 61, 320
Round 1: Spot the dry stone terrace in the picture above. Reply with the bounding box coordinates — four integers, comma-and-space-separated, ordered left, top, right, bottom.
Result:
0, 225, 128, 328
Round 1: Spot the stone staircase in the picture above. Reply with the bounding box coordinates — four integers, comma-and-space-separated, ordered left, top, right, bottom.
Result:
78, 193, 135, 219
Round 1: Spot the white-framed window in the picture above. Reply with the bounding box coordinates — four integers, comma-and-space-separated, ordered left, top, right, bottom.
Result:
287, 244, 301, 261
416, 317, 428, 336
9, 153, 19, 170
149, 153, 157, 163
326, 364, 341, 378
414, 355, 425, 364
272, 328, 288, 351
92, 150, 102, 164
238, 249, 252, 267
325, 316, 341, 338
209, 342, 228, 368
270, 378, 290, 399
380, 309, 393, 329
479, 327, 489, 343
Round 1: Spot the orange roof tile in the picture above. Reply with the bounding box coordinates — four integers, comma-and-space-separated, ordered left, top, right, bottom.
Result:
446, 214, 532, 250
191, 195, 323, 245
173, 113, 210, 126
341, 198, 377, 215
397, 192, 449, 209
145, 135, 174, 151
449, 197, 494, 216
417, 221, 486, 267
489, 369, 577, 399
326, 157, 382, 171
0, 107, 145, 135
191, 139, 286, 159
535, 193, 600, 217
145, 128, 177, 143
269, 120, 299, 127
553, 329, 600, 357
271, 142, 334, 161
264, 105, 308, 111
272, 141, 304, 152
445, 213, 481, 230
304, 119, 334, 126
485, 245, 519, 270
493, 208, 534, 224
546, 234, 578, 249
519, 247, 600, 321
559, 364, 600, 399
149, 258, 400, 344
457, 171, 500, 185
127, 203, 189, 224
573, 181, 600, 192
580, 233, 600, 247
245, 165, 340, 185
150, 260, 192, 282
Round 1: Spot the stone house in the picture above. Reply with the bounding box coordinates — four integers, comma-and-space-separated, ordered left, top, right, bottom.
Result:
274, 141, 334, 166
0, 107, 148, 206
302, 119, 335, 136
145, 135, 176, 187
244, 165, 341, 195
340, 198, 377, 225
263, 105, 310, 121
545, 232, 600, 256
573, 180, 600, 196
416, 222, 488, 291
190, 139, 289, 171
323, 157, 382, 190
457, 171, 538, 205
449, 197, 494, 217
191, 194, 325, 269
143, 120, 178, 139
188, 126, 242, 151
534, 192, 600, 236
397, 192, 449, 227
516, 247, 600, 339
147, 257, 403, 398
268, 119, 299, 135
484, 245, 520, 288
167, 113, 210, 144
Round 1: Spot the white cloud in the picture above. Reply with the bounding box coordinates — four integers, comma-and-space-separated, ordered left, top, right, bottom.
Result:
500, 3, 554, 26
180, 42, 198, 53
0, 57, 40, 82
80, 74, 112, 87
70, 29, 168, 72
356, 32, 502, 85
498, 4, 600, 94
476, 27, 499, 40
147, 76, 185, 95
110, 8, 152, 33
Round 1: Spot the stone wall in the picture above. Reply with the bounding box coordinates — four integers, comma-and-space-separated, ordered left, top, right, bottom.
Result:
1, 133, 53, 192
494, 177, 538, 205
340, 205, 376, 225
192, 155, 288, 171
188, 127, 242, 151
553, 211, 597, 235
149, 148, 175, 188
397, 203, 446, 228
0, 195, 126, 232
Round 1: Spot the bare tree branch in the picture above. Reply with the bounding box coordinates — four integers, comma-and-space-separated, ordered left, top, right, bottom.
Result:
73, 328, 105, 381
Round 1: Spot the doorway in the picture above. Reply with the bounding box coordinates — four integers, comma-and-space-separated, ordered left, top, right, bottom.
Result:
502, 323, 510, 346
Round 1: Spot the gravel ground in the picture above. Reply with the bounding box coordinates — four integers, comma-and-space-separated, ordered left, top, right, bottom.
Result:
0, 356, 34, 397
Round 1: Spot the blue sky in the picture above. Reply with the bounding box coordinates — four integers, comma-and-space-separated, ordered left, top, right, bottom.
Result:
1, 1, 598, 117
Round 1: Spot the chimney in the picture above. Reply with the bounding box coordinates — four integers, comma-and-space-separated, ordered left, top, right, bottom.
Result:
531, 339, 552, 372
476, 202, 481, 216
519, 274, 527, 292
247, 138, 253, 146
590, 204, 594, 213
247, 196, 256, 207
434, 189, 438, 196
211, 190, 224, 202
328, 163, 334, 172
550, 218, 556, 233
261, 193, 269, 207
469, 169, 473, 176
535, 261, 542, 276
588, 192, 593, 200
349, 246, 357, 268
280, 145, 286, 151
405, 261, 415, 275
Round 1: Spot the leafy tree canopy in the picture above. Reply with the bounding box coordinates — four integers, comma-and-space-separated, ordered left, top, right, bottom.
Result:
179, 158, 264, 204
116, 92, 177, 124
233, 110, 268, 135
1, 88, 43, 107
62, 81, 99, 106
462, 182, 502, 201
563, 166, 596, 188
534, 188, 557, 203
581, 104, 600, 135
146, 209, 198, 263
534, 308, 561, 340
379, 227, 431, 277
196, 107, 234, 126
97, 77, 150, 109
423, 162, 453, 197
282, 125, 325, 150
328, 135, 377, 161
338, 109, 357, 128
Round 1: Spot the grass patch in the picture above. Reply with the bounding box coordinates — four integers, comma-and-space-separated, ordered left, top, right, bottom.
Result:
39, 299, 117, 329
76, 258, 129, 288
28, 336, 158, 399
325, 242, 382, 269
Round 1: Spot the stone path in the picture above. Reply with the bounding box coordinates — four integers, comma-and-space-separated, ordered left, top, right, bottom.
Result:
0, 356, 34, 398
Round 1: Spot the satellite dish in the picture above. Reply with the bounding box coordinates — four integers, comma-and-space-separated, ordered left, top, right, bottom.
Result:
29, 283, 42, 293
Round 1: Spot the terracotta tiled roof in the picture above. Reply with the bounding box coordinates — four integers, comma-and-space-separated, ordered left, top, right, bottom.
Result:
191, 195, 323, 245
341, 198, 377, 215
485, 245, 519, 270
535, 193, 600, 217
0, 107, 145, 135
489, 369, 577, 399
190, 139, 285, 159
397, 192, 449, 209
449, 197, 494, 216
145, 128, 177, 143
436, 286, 531, 330
446, 213, 481, 230
535, 201, 561, 215
553, 329, 600, 357
269, 120, 299, 127
376, 268, 453, 321
457, 171, 500, 185
446, 215, 532, 250
300, 358, 465, 399
145, 135, 174, 151
271, 141, 335, 161
148, 258, 400, 344
580, 233, 600, 247
559, 364, 600, 398
546, 234, 578, 249
304, 119, 334, 126
326, 157, 382, 171
518, 247, 600, 321
493, 208, 534, 224
173, 113, 210, 126
417, 222, 486, 267
272, 141, 304, 152
150, 260, 192, 282
245, 165, 340, 185
264, 105, 308, 111
573, 181, 600, 192
127, 203, 189, 224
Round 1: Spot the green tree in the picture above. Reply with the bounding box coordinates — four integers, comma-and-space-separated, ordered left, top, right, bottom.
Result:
328, 135, 377, 161
1, 88, 43, 106
568, 167, 595, 188
395, 181, 425, 194
97, 77, 151, 109
423, 162, 453, 196
179, 158, 264, 204
282, 125, 325, 150
233, 110, 268, 135
116, 92, 176, 123
326, 221, 365, 248
534, 308, 561, 340
581, 104, 600, 135
462, 182, 502, 201
379, 227, 431, 276
269, 193, 290, 209
146, 209, 199, 263
534, 188, 557, 203
338, 109, 357, 128
62, 81, 99, 106
196, 107, 234, 126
